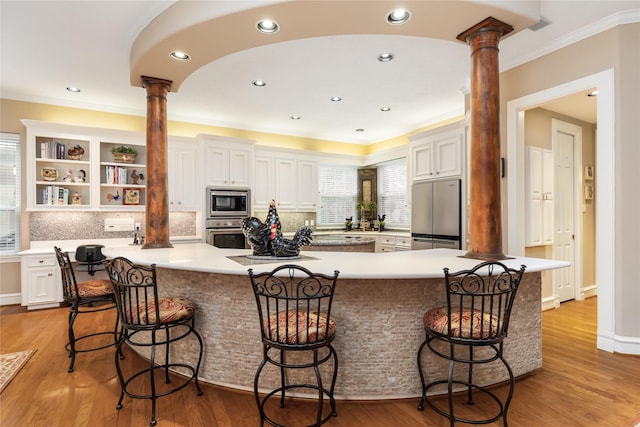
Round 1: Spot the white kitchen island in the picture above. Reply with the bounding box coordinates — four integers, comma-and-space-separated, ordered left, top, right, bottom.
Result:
100, 242, 566, 400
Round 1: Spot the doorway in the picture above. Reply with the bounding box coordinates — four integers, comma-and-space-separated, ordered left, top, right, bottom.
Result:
507, 69, 616, 352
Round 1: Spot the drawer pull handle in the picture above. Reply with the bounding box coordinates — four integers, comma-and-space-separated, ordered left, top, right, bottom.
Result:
39, 260, 44, 264
48, 273, 53, 276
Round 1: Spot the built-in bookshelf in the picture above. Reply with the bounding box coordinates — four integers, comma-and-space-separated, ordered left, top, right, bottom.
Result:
24, 120, 146, 211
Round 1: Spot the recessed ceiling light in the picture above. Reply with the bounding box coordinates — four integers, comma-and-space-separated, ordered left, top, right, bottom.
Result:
253, 80, 266, 87
331, 97, 342, 102
257, 19, 279, 33
290, 116, 301, 120
378, 53, 394, 62
587, 90, 598, 97
355, 129, 365, 132
66, 87, 81, 93
381, 107, 391, 112
169, 51, 190, 61
387, 8, 410, 25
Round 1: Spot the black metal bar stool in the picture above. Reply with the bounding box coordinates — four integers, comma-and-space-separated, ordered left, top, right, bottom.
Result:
417, 261, 526, 426
54, 246, 121, 373
105, 256, 204, 427
248, 264, 340, 427
75, 244, 106, 276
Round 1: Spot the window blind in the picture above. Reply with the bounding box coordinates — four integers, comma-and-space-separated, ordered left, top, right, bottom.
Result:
0, 133, 20, 254
318, 165, 357, 226
377, 158, 409, 227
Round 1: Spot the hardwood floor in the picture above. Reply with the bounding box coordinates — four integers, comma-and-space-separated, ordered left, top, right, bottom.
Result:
1, 297, 639, 426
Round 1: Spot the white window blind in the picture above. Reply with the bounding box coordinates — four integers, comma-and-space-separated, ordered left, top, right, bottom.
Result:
0, 133, 21, 254
318, 165, 357, 226
377, 158, 409, 227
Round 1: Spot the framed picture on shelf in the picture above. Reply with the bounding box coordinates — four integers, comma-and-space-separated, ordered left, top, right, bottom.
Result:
584, 183, 594, 200
123, 188, 141, 205
584, 165, 594, 181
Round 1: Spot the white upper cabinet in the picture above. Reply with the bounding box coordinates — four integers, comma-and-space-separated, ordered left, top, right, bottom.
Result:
255, 148, 318, 212
198, 134, 254, 188
168, 138, 199, 210
526, 146, 554, 246
409, 122, 464, 182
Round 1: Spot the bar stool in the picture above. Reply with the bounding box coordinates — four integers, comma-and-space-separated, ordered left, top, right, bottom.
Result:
248, 264, 340, 427
105, 256, 204, 427
75, 244, 106, 276
54, 246, 121, 373
417, 261, 526, 426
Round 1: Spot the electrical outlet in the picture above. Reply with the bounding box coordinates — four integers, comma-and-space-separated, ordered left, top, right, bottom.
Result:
310, 219, 315, 226
304, 220, 310, 226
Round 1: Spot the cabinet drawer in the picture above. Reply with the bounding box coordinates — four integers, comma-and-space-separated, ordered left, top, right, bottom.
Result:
395, 237, 411, 247
25, 255, 56, 268
378, 236, 396, 245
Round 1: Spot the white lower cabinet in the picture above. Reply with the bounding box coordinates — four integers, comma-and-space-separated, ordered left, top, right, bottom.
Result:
21, 253, 61, 310
373, 234, 412, 252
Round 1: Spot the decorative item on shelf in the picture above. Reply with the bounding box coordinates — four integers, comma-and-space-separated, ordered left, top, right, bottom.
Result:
345, 216, 353, 231
41, 167, 58, 181
106, 190, 120, 203
241, 199, 313, 258
67, 145, 85, 160
377, 214, 386, 232
584, 183, 594, 201
111, 145, 137, 164
584, 165, 594, 181
63, 169, 86, 183
71, 192, 82, 205
123, 188, 140, 205
130, 169, 144, 185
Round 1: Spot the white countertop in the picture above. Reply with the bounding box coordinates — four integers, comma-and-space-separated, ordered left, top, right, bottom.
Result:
94, 242, 568, 280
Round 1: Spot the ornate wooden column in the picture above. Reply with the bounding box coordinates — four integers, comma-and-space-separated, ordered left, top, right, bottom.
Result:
457, 17, 513, 260
141, 76, 173, 249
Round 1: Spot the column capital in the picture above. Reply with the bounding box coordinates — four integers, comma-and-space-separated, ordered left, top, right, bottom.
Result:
456, 16, 513, 45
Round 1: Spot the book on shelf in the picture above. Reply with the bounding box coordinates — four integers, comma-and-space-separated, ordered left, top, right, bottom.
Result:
42, 186, 71, 205
105, 165, 128, 184
40, 140, 66, 160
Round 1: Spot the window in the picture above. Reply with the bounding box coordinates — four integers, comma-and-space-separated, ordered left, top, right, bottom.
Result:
377, 158, 409, 227
0, 133, 20, 254
318, 165, 357, 226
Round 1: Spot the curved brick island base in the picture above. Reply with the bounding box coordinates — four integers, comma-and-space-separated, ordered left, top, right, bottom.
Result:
104, 243, 559, 399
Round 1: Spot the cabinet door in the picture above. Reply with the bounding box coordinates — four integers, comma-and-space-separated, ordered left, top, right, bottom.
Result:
168, 142, 197, 210
203, 145, 230, 187
275, 158, 297, 210
228, 148, 251, 188
254, 155, 274, 210
296, 160, 317, 211
411, 142, 435, 181
21, 255, 61, 308
434, 135, 462, 178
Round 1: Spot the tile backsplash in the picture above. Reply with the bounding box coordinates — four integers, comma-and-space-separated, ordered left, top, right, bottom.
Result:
29, 211, 197, 241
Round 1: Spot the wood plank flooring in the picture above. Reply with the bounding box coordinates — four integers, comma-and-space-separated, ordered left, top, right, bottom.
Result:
1, 297, 639, 426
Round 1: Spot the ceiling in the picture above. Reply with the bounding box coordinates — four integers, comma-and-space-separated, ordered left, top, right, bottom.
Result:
1, 1, 636, 145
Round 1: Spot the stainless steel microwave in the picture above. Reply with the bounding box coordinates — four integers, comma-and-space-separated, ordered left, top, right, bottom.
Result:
206, 187, 250, 218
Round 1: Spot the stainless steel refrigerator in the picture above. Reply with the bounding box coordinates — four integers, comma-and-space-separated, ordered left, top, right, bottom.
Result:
411, 179, 461, 250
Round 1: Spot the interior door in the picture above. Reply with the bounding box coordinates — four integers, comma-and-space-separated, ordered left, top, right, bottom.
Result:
554, 129, 576, 302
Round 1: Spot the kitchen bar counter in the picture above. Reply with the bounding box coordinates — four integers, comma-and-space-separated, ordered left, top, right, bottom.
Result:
303, 235, 376, 252
98, 243, 565, 399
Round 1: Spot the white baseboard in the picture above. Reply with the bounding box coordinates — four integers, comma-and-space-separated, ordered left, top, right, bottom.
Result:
541, 295, 559, 311
598, 332, 640, 355
581, 285, 598, 299
0, 293, 21, 306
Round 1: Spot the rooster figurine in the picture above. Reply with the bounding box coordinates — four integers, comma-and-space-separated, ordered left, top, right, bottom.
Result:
241, 199, 313, 257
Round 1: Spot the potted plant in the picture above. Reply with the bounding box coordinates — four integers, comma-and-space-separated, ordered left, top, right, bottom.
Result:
111, 145, 138, 163
377, 214, 386, 232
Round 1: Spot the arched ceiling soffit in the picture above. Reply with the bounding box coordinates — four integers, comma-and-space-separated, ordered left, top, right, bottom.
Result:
130, 0, 540, 91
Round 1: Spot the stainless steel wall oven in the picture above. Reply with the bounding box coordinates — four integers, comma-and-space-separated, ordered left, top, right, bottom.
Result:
205, 188, 251, 249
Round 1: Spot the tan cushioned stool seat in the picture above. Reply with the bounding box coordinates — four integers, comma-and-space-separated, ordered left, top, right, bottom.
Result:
264, 310, 336, 344
424, 306, 498, 339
